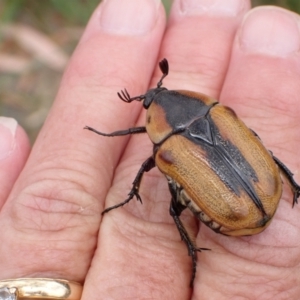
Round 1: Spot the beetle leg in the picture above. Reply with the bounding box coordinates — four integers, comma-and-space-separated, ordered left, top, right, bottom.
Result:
249, 128, 261, 140
169, 197, 210, 287
102, 157, 155, 215
272, 156, 300, 206
84, 125, 146, 137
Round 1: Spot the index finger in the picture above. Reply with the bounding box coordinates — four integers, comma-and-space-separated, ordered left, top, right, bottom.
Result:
0, 0, 166, 282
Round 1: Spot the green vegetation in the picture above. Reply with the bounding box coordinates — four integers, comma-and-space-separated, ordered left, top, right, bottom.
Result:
1, 0, 300, 28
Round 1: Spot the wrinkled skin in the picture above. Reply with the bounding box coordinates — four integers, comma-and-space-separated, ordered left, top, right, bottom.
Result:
0, 0, 300, 299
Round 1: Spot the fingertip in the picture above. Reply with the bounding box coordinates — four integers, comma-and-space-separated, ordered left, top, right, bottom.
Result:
80, 0, 164, 43
238, 6, 300, 57
170, 0, 250, 18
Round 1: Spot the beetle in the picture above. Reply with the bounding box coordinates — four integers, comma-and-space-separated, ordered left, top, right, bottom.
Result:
85, 59, 300, 286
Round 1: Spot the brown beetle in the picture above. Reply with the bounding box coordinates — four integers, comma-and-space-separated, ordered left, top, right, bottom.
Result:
85, 59, 300, 286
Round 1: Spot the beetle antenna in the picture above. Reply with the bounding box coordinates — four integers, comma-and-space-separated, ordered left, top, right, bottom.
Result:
157, 58, 169, 88
117, 88, 145, 103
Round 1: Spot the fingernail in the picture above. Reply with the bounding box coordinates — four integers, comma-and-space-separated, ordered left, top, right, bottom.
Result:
178, 0, 248, 16
239, 7, 300, 57
0, 117, 17, 160
99, 0, 160, 35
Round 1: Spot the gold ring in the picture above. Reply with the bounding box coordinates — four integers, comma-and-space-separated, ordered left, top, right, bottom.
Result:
0, 278, 82, 300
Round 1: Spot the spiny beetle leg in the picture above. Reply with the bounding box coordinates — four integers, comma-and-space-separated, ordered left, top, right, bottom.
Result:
102, 156, 156, 215
84, 126, 146, 137
272, 155, 300, 206
169, 199, 210, 287
101, 189, 140, 215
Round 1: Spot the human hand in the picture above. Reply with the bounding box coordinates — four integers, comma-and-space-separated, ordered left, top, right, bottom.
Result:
0, 0, 300, 299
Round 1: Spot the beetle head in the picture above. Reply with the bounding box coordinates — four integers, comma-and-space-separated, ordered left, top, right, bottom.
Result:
142, 87, 167, 109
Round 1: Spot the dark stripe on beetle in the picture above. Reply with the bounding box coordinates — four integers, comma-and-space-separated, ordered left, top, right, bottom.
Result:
185, 129, 265, 214
186, 114, 266, 215
154, 91, 266, 215
186, 114, 266, 216
206, 114, 267, 215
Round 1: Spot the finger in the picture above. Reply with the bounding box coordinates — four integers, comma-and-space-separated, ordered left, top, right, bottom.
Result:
196, 7, 300, 299
221, 7, 300, 169
0, 117, 30, 209
0, 0, 165, 282
158, 0, 251, 96
93, 0, 251, 298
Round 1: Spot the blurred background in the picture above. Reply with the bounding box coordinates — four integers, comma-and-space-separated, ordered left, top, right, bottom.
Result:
0, 0, 299, 143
